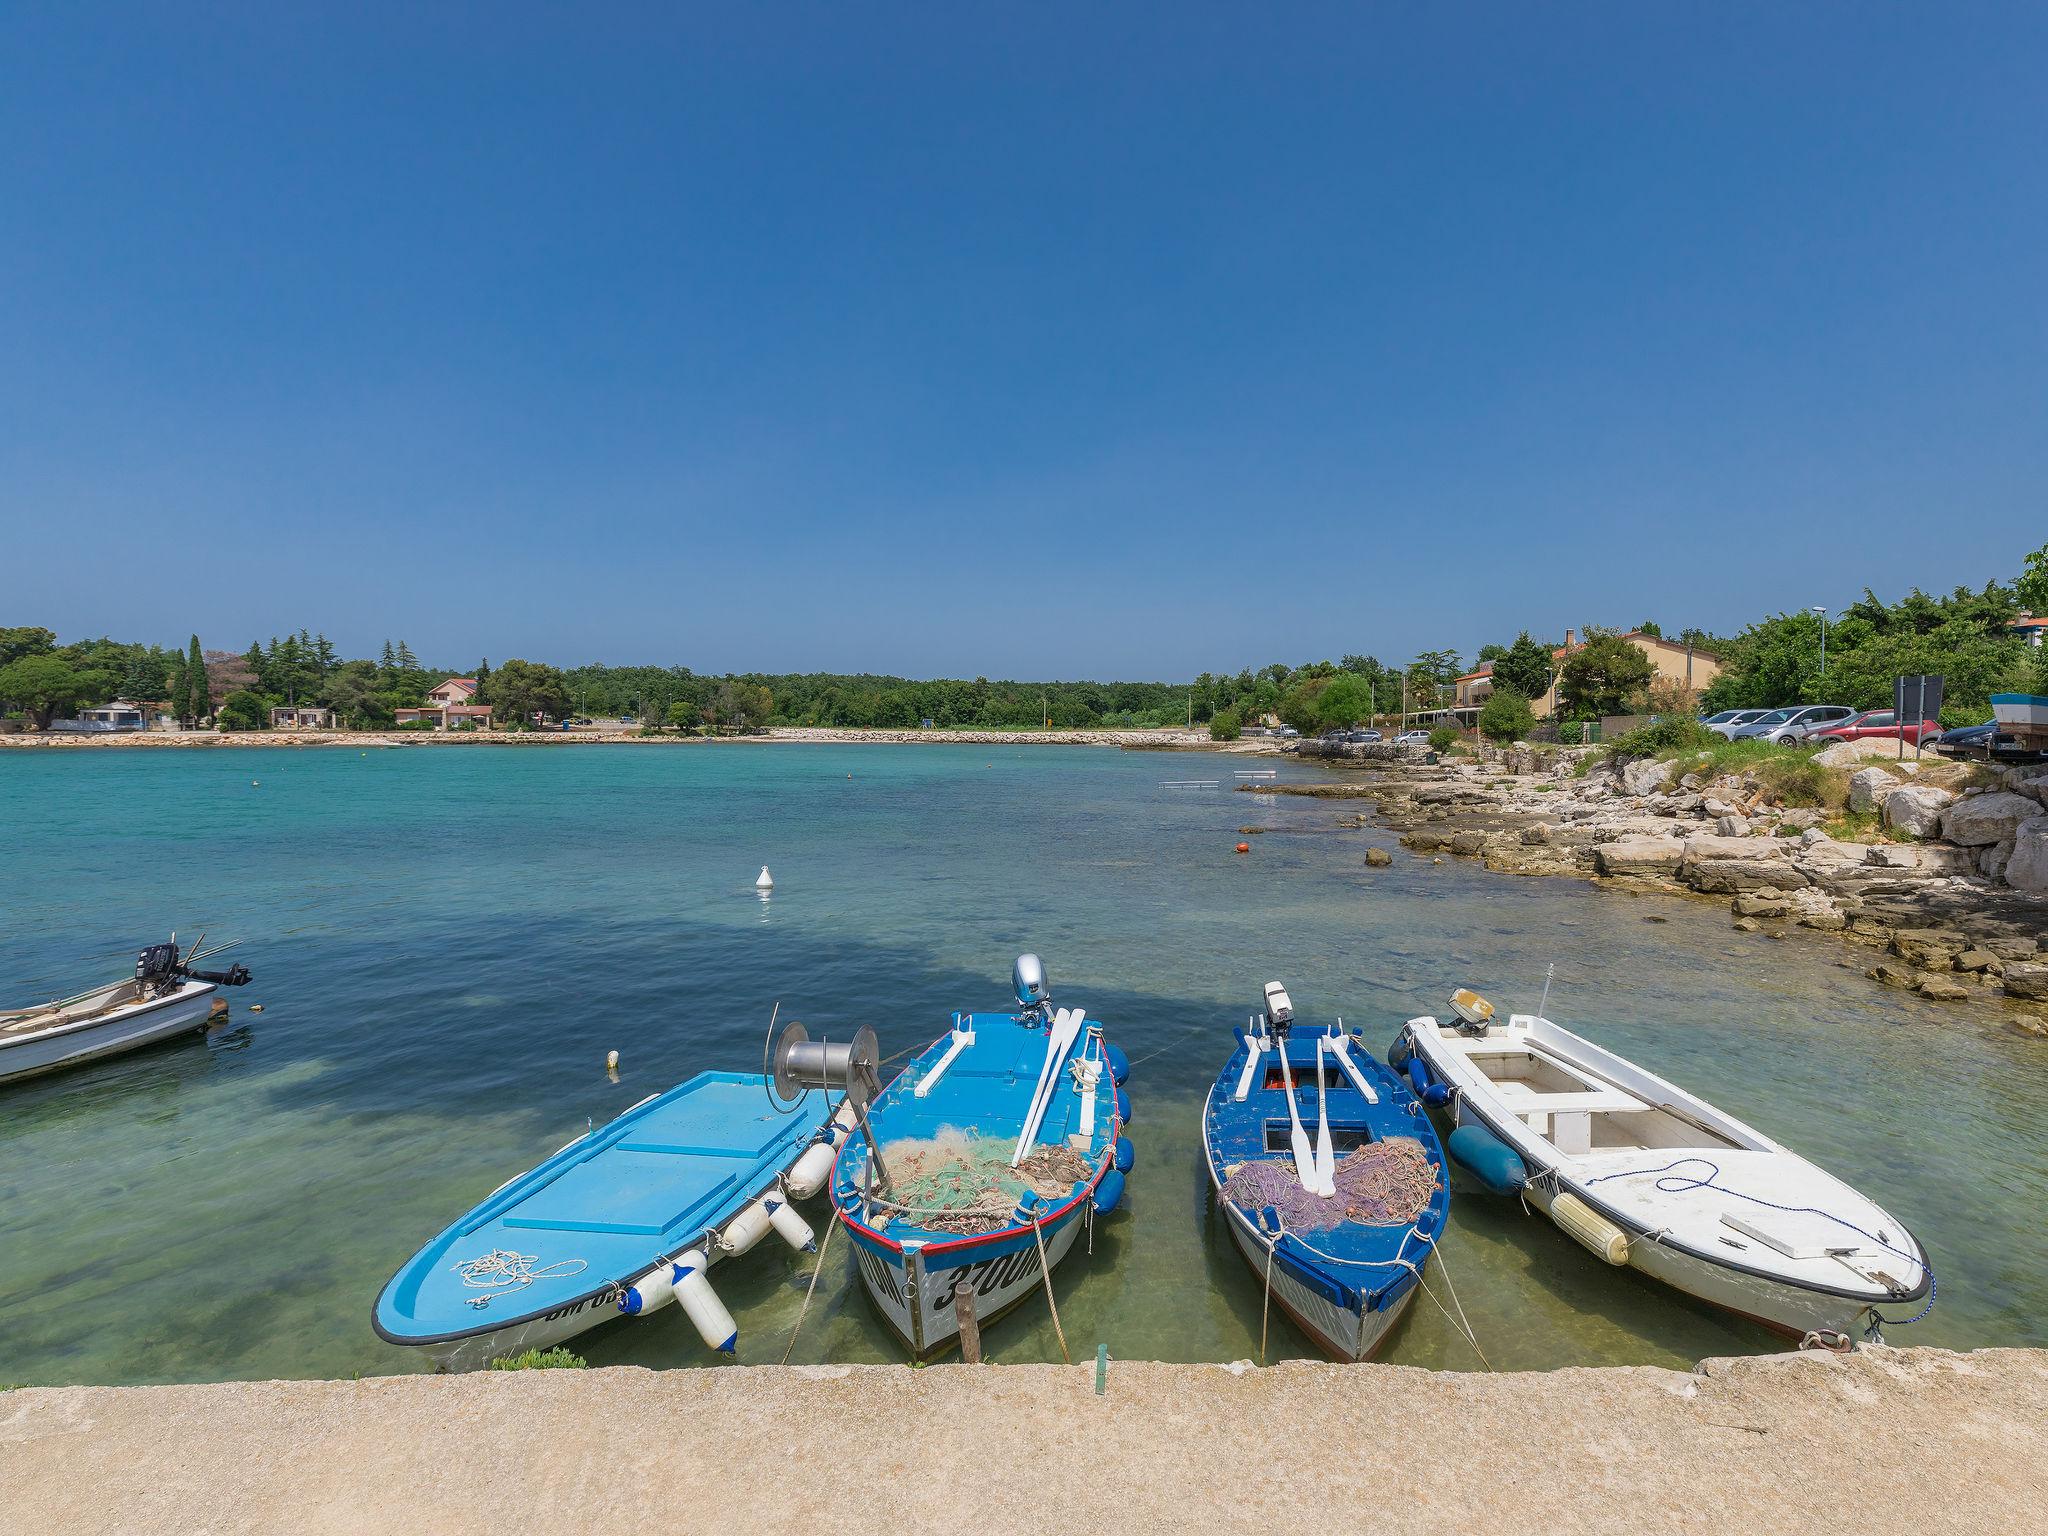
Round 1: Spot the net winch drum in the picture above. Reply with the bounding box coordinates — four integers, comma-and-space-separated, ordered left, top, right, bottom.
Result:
1262, 980, 1295, 1036
1013, 952, 1051, 1015
768, 1019, 892, 1191
1449, 988, 1495, 1035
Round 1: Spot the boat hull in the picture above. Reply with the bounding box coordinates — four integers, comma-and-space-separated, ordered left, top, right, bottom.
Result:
1214, 1194, 1416, 1361
843, 1200, 1090, 1358
1447, 1094, 1899, 1340
0, 982, 216, 1086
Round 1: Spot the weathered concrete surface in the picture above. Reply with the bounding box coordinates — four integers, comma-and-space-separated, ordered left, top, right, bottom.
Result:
3, 1349, 2042, 1536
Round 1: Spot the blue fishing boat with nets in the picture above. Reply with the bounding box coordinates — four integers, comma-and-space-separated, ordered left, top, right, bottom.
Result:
830, 955, 1133, 1359
1203, 982, 1450, 1361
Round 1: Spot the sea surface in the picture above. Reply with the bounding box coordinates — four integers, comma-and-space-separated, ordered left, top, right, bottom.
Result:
2, 742, 2043, 1384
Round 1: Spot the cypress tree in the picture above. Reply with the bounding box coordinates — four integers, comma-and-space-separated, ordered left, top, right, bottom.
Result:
185, 636, 207, 724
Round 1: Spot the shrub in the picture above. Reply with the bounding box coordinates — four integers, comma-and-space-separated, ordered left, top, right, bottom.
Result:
216, 690, 266, 731
1428, 725, 1458, 752
1477, 687, 1535, 743
1609, 715, 1720, 758
1209, 707, 1242, 742
489, 1347, 587, 1370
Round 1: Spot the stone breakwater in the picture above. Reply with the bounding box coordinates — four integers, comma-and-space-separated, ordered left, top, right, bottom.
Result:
1287, 744, 2048, 1031
1, 1348, 2040, 1535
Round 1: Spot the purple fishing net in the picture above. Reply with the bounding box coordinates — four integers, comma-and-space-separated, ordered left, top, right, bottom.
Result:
1220, 1137, 1438, 1232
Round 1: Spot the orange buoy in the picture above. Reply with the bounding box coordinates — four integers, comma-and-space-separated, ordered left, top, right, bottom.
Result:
1235, 842, 1250, 854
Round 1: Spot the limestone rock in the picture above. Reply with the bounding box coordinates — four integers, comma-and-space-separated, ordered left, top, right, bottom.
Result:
2005, 961, 2048, 1002
1364, 847, 1393, 867
1867, 963, 1918, 988
1520, 824, 1552, 845
2005, 816, 2048, 895
1732, 917, 1761, 933
1815, 738, 1912, 767
1881, 784, 1953, 839
1918, 975, 1969, 1002
1449, 830, 1487, 856
1714, 814, 1750, 836
1980, 840, 2015, 884
1891, 929, 1965, 970
1594, 838, 1685, 878
1954, 949, 2002, 975
1679, 834, 1808, 894
1940, 791, 2044, 847
1732, 891, 1790, 917
1848, 767, 1899, 814
1620, 757, 1670, 798
1863, 843, 1978, 877
1983, 937, 2040, 960
1789, 889, 1847, 931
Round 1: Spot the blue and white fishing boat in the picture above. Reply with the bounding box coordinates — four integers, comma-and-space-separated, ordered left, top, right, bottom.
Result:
1203, 982, 1449, 1361
374, 1070, 852, 1370
830, 955, 1133, 1359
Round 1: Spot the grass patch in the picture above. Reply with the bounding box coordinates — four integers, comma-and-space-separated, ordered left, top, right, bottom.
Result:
489, 1347, 587, 1371
1643, 737, 1851, 812
1822, 809, 1886, 843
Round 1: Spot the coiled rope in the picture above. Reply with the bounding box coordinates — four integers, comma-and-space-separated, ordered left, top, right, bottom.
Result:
450, 1248, 588, 1308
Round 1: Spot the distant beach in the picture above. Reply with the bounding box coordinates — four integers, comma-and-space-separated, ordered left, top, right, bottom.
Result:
0, 724, 1281, 753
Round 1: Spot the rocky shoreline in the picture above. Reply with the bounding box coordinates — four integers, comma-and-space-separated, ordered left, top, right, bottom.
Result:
0, 725, 1271, 752
1272, 742, 2048, 1032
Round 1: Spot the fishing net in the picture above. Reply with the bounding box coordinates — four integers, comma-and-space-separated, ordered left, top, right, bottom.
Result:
867, 1129, 1095, 1236
1220, 1137, 1437, 1232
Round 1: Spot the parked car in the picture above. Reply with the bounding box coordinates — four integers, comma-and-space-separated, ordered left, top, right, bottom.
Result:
1393, 730, 1430, 746
1727, 705, 1858, 744
1704, 708, 1772, 739
1344, 728, 1384, 743
1809, 710, 1942, 746
1276, 725, 1301, 739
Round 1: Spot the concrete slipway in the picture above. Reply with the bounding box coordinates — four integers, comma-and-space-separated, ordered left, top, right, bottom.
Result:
2, 1348, 2042, 1536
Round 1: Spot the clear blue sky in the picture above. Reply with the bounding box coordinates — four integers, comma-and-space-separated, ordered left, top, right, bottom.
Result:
4, 5, 2042, 679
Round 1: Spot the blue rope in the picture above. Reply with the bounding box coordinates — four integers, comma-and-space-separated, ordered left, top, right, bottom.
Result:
1583, 1155, 1933, 1325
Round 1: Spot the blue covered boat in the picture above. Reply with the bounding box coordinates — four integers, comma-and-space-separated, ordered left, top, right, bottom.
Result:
830, 955, 1133, 1359
374, 1071, 849, 1369
1202, 982, 1448, 1361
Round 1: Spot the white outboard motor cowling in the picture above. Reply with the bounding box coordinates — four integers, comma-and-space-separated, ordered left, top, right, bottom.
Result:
1262, 981, 1295, 1037
1013, 953, 1050, 1014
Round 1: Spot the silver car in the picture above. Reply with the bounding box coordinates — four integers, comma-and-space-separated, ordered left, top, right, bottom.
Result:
1704, 709, 1772, 739
1728, 705, 1857, 744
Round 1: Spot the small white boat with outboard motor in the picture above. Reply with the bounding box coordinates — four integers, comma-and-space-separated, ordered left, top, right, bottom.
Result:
1, 937, 251, 1087
1393, 991, 1932, 1346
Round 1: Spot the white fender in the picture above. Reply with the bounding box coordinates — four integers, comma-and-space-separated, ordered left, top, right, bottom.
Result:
617, 1262, 676, 1316
670, 1249, 738, 1353
785, 1104, 857, 1199
766, 1194, 816, 1251
717, 1197, 775, 1257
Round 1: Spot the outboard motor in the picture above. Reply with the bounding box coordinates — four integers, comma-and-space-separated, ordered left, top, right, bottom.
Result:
1013, 953, 1051, 1020
1449, 988, 1495, 1037
136, 941, 252, 997
1262, 980, 1295, 1038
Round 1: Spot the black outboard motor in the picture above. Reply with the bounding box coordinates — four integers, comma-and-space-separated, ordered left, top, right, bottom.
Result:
136, 942, 252, 997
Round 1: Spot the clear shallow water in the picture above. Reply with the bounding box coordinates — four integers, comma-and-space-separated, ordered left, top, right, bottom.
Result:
1, 743, 2043, 1385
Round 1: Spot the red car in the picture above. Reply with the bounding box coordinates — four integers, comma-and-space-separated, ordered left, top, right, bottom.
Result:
1809, 709, 1943, 745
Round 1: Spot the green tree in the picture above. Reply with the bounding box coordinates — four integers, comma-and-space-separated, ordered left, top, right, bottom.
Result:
0, 626, 57, 668
0, 655, 110, 727
1478, 687, 1536, 743
1491, 632, 1556, 701
1558, 635, 1654, 719
217, 690, 266, 731
1208, 706, 1242, 741
486, 658, 572, 724
667, 701, 696, 732
183, 636, 207, 725
2016, 541, 2048, 617
1314, 673, 1373, 728
1636, 620, 1663, 639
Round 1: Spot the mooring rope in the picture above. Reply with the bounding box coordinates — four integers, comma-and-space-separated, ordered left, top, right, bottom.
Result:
1259, 1229, 1277, 1366
780, 1211, 839, 1365
1031, 1214, 1071, 1365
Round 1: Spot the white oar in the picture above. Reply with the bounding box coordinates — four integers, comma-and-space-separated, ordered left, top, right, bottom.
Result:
1012, 1006, 1083, 1166
1233, 1020, 1264, 1102
1274, 1044, 1317, 1190
1327, 1030, 1379, 1105
1313, 1037, 1336, 1197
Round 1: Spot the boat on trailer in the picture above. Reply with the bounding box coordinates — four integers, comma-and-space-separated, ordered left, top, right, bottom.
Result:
1203, 982, 1448, 1361
1, 938, 251, 1087
830, 955, 1133, 1359
1396, 992, 1931, 1344
374, 1070, 852, 1369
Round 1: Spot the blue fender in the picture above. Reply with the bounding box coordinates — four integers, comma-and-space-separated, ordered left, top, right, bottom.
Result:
1405, 1056, 1452, 1107
1114, 1135, 1136, 1172
1093, 1166, 1126, 1214
1448, 1123, 1526, 1196
1113, 1082, 1133, 1124
1103, 1043, 1131, 1085
1387, 1030, 1414, 1070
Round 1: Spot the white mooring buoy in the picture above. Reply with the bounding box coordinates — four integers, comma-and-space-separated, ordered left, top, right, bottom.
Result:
755, 865, 774, 890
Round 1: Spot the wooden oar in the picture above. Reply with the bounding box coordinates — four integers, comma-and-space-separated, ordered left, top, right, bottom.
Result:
1313, 1037, 1337, 1196
1274, 1043, 1317, 1190
1012, 1006, 1084, 1166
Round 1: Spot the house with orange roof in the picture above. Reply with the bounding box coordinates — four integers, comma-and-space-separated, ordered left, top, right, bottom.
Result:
394, 676, 493, 730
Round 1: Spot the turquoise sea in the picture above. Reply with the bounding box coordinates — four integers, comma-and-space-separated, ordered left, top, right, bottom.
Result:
2, 742, 2044, 1384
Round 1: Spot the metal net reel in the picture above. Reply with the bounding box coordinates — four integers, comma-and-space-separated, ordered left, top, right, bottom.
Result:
763, 1014, 892, 1192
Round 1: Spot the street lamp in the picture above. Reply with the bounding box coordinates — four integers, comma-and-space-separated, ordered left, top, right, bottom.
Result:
1812, 607, 1828, 678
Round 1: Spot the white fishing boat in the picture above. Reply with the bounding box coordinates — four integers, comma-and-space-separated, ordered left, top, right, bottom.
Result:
1394, 993, 1931, 1344
1, 939, 251, 1087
